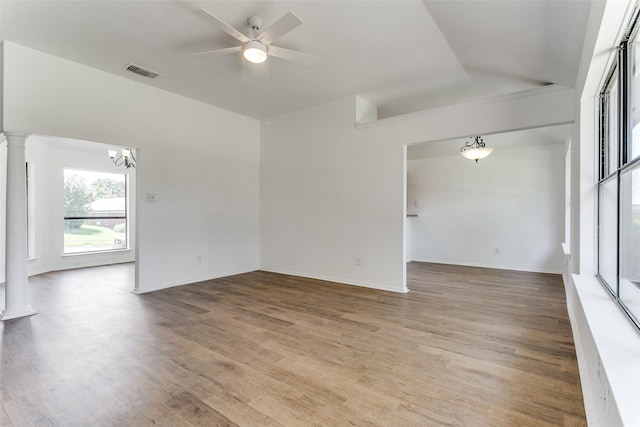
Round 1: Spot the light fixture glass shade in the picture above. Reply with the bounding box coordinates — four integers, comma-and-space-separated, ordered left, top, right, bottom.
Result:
243, 41, 267, 63
461, 147, 493, 161
108, 149, 118, 159
122, 148, 131, 159
460, 136, 493, 163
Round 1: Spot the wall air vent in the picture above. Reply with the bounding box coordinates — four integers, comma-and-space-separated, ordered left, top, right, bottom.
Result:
125, 63, 161, 79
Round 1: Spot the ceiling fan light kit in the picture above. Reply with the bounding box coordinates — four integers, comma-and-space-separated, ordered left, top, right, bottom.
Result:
243, 40, 267, 63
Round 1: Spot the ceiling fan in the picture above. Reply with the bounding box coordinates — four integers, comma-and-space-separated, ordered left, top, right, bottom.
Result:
193, 9, 320, 66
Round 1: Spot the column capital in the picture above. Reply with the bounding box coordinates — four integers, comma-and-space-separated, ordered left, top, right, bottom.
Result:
3, 130, 31, 146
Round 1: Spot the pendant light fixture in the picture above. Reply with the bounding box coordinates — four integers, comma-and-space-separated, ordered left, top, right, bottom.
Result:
108, 148, 136, 168
460, 136, 493, 163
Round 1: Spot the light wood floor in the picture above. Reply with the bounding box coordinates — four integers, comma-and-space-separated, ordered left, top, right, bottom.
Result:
1, 262, 586, 426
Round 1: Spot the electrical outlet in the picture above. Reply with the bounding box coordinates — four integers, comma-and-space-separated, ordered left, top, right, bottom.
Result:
355, 257, 361, 266
145, 193, 156, 203
494, 248, 500, 254
196, 255, 202, 263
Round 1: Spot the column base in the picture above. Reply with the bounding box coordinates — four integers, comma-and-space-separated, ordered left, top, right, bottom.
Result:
1, 306, 37, 321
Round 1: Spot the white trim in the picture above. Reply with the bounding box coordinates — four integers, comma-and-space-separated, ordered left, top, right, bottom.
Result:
2, 130, 31, 140
26, 259, 134, 278
62, 249, 131, 257
566, 294, 596, 426
1, 305, 37, 320
260, 267, 409, 294
132, 267, 259, 294
26, 161, 35, 260
354, 84, 573, 129
568, 273, 639, 427
409, 258, 562, 275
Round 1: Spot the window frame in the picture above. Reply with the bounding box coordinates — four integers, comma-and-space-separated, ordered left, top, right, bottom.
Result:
63, 168, 129, 255
600, 65, 619, 180
597, 8, 640, 330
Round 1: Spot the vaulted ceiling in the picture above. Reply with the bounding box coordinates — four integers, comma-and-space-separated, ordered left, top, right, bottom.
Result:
0, 0, 592, 120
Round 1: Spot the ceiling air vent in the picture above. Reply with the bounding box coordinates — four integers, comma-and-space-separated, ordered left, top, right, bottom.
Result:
125, 63, 161, 79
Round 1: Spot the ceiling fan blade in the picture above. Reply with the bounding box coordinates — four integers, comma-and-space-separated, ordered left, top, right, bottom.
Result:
192, 46, 243, 57
268, 45, 320, 67
200, 8, 251, 43
256, 12, 302, 45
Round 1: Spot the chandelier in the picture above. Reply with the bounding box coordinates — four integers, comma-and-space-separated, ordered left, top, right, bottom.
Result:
460, 136, 493, 163
108, 148, 136, 168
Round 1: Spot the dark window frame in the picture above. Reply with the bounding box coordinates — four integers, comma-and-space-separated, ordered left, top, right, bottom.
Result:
597, 7, 640, 330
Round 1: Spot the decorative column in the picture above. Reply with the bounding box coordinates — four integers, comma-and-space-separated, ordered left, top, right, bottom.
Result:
2, 131, 36, 320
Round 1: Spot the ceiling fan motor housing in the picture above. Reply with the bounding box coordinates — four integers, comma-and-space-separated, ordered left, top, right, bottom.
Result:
247, 15, 262, 32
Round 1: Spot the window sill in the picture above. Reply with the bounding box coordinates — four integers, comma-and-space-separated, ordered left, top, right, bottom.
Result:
62, 249, 131, 257
572, 274, 640, 426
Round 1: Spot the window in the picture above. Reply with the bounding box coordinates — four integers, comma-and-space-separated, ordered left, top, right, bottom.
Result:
598, 177, 618, 293
620, 166, 640, 318
63, 169, 128, 254
598, 11, 640, 329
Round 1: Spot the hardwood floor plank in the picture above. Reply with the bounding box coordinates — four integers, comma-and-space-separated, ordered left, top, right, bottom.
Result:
202, 389, 284, 427
0, 262, 586, 426
0, 401, 13, 427
2, 393, 58, 427
167, 391, 238, 426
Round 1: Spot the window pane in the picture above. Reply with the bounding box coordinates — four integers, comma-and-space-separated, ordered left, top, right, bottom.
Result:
632, 38, 640, 161
64, 169, 127, 254
599, 178, 618, 292
607, 73, 619, 174
620, 166, 640, 321
64, 220, 127, 253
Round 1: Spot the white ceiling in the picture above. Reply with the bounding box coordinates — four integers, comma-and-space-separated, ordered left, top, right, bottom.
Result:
0, 0, 592, 120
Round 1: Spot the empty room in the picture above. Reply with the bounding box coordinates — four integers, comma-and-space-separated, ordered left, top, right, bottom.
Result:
1, 1, 639, 426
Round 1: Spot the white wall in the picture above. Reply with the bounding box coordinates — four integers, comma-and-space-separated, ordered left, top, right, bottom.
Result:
2, 42, 260, 293
407, 139, 565, 273
260, 86, 574, 293
260, 97, 406, 292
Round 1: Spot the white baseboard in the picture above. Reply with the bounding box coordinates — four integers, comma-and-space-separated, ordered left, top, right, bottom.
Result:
26, 258, 135, 278
259, 267, 408, 293
409, 258, 562, 274
133, 268, 259, 294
